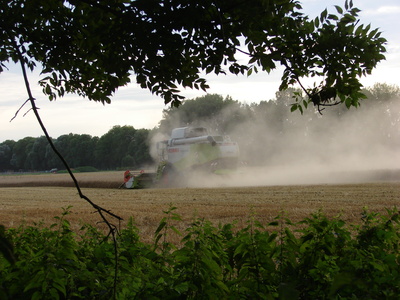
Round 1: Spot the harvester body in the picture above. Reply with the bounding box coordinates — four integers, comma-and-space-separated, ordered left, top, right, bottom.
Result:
158, 127, 239, 173
123, 127, 239, 188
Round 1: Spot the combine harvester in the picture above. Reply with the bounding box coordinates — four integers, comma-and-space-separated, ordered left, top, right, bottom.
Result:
122, 127, 239, 188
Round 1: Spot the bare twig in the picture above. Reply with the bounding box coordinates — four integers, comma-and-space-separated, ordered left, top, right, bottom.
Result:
9, 98, 30, 122
22, 108, 34, 117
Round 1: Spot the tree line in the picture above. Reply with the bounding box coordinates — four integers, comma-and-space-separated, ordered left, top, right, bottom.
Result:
0, 127, 153, 172
1, 83, 399, 172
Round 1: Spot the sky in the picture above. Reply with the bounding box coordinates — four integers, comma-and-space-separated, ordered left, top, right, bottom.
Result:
1, 0, 400, 142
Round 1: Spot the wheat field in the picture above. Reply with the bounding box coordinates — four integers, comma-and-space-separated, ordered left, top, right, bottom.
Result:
0, 171, 399, 244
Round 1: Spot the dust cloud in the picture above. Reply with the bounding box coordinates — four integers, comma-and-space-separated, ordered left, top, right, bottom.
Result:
151, 97, 400, 187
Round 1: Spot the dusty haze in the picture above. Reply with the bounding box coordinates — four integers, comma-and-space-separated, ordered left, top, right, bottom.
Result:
150, 97, 400, 188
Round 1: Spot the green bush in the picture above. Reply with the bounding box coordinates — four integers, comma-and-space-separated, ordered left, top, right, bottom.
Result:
0, 207, 399, 299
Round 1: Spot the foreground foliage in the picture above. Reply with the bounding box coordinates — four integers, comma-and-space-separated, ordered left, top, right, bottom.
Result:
1, 207, 399, 299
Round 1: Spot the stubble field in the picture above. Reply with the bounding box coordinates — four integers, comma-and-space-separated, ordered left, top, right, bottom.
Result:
0, 170, 399, 244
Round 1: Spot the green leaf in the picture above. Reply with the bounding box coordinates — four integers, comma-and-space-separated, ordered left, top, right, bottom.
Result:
201, 256, 221, 274
49, 287, 60, 300
170, 225, 182, 236
45, 84, 51, 94
174, 281, 189, 293
370, 261, 385, 272
328, 14, 339, 21
320, 9, 328, 22
234, 242, 249, 257
334, 5, 343, 14
267, 232, 278, 243
52, 277, 66, 296
355, 24, 364, 35
0, 226, 16, 264
32, 291, 42, 300
155, 219, 167, 237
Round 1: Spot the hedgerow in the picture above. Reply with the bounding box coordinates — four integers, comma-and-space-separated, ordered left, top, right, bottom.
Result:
0, 207, 399, 299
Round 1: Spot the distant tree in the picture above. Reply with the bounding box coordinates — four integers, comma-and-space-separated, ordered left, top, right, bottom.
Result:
53, 134, 76, 168
26, 136, 49, 170
128, 129, 153, 168
363, 83, 400, 107
44, 141, 62, 170
9, 137, 35, 170
121, 155, 135, 169
43, 133, 97, 169
77, 134, 99, 167
67, 134, 98, 168
2, 0, 386, 111
95, 126, 138, 169
0, 140, 15, 171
